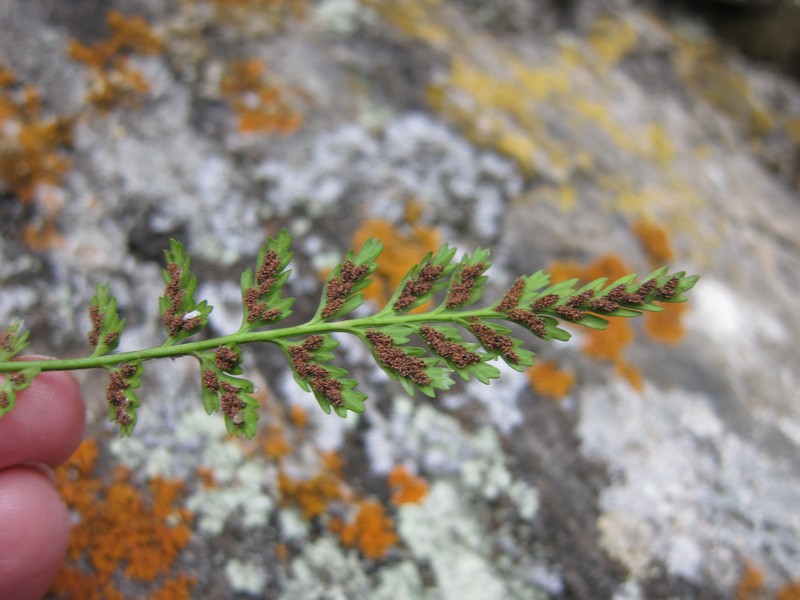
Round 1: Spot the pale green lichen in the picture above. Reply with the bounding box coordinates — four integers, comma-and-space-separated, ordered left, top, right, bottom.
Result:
460, 426, 539, 519
111, 395, 278, 536
372, 561, 428, 600
368, 396, 539, 521
397, 481, 546, 600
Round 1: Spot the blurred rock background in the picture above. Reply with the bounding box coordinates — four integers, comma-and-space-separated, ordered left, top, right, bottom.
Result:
1, 0, 800, 598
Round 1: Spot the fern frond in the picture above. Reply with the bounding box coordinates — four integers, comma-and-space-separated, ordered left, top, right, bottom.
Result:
0, 233, 699, 439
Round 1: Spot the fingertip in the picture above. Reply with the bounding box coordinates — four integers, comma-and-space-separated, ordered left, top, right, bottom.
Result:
0, 467, 70, 600
0, 367, 86, 470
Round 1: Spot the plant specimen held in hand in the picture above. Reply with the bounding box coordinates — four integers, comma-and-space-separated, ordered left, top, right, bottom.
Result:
0, 231, 698, 438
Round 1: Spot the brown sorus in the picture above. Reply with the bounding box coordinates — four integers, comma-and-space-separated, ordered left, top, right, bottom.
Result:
365, 329, 430, 386
446, 263, 487, 308
419, 326, 481, 369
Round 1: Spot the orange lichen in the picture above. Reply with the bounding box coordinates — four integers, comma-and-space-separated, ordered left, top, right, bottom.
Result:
195, 465, 217, 489
731, 559, 800, 600
289, 403, 309, 428
49, 438, 195, 599
68, 10, 162, 68
275, 542, 289, 561
22, 218, 64, 250
148, 575, 197, 600
643, 302, 687, 345
0, 67, 74, 226
614, 360, 643, 391
273, 442, 401, 559
84, 66, 151, 112
220, 58, 303, 135
776, 583, 800, 600
0, 66, 15, 87
526, 360, 576, 399
734, 562, 765, 600
277, 452, 346, 519
331, 499, 398, 559
68, 11, 163, 67
351, 208, 441, 309
583, 319, 634, 363
262, 423, 292, 459
549, 253, 632, 286
68, 10, 163, 112
632, 218, 675, 266
549, 253, 636, 366
388, 465, 428, 505
547, 259, 585, 285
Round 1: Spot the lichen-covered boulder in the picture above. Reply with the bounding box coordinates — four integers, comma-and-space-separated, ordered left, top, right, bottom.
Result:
2, 1, 799, 598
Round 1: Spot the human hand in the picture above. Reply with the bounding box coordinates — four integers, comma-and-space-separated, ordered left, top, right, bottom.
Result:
0, 368, 85, 600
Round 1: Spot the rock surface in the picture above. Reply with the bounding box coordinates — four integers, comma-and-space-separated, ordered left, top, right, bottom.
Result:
2, 1, 800, 598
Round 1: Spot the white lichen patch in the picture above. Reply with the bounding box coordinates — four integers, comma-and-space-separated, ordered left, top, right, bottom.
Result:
366, 395, 538, 516
181, 432, 276, 534
612, 578, 645, 600
196, 279, 246, 335
597, 511, 654, 579
372, 561, 428, 600
278, 368, 358, 454
348, 394, 548, 596
0, 286, 39, 327
365, 397, 474, 476
580, 380, 800, 586
256, 113, 522, 243
225, 558, 270, 596
312, 0, 378, 35
397, 481, 545, 600
278, 507, 310, 541
73, 93, 264, 265
279, 537, 372, 600
685, 278, 787, 364
461, 426, 539, 520
464, 360, 529, 434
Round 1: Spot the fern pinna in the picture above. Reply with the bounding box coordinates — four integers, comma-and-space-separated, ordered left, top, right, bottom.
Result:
0, 231, 698, 438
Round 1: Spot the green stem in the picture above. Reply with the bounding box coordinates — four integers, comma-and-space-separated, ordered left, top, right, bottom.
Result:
0, 308, 503, 374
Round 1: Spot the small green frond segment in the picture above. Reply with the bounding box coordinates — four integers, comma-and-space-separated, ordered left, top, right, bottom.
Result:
575, 314, 609, 330
0, 365, 41, 418
195, 345, 259, 438
418, 324, 501, 384
496, 270, 551, 310
239, 229, 295, 331
88, 283, 125, 357
160, 239, 213, 345
466, 319, 536, 372
444, 247, 492, 309
361, 326, 454, 398
315, 237, 383, 321
384, 243, 458, 313
283, 334, 367, 418
0, 320, 30, 362
662, 271, 700, 301
106, 362, 143, 437
219, 373, 259, 438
